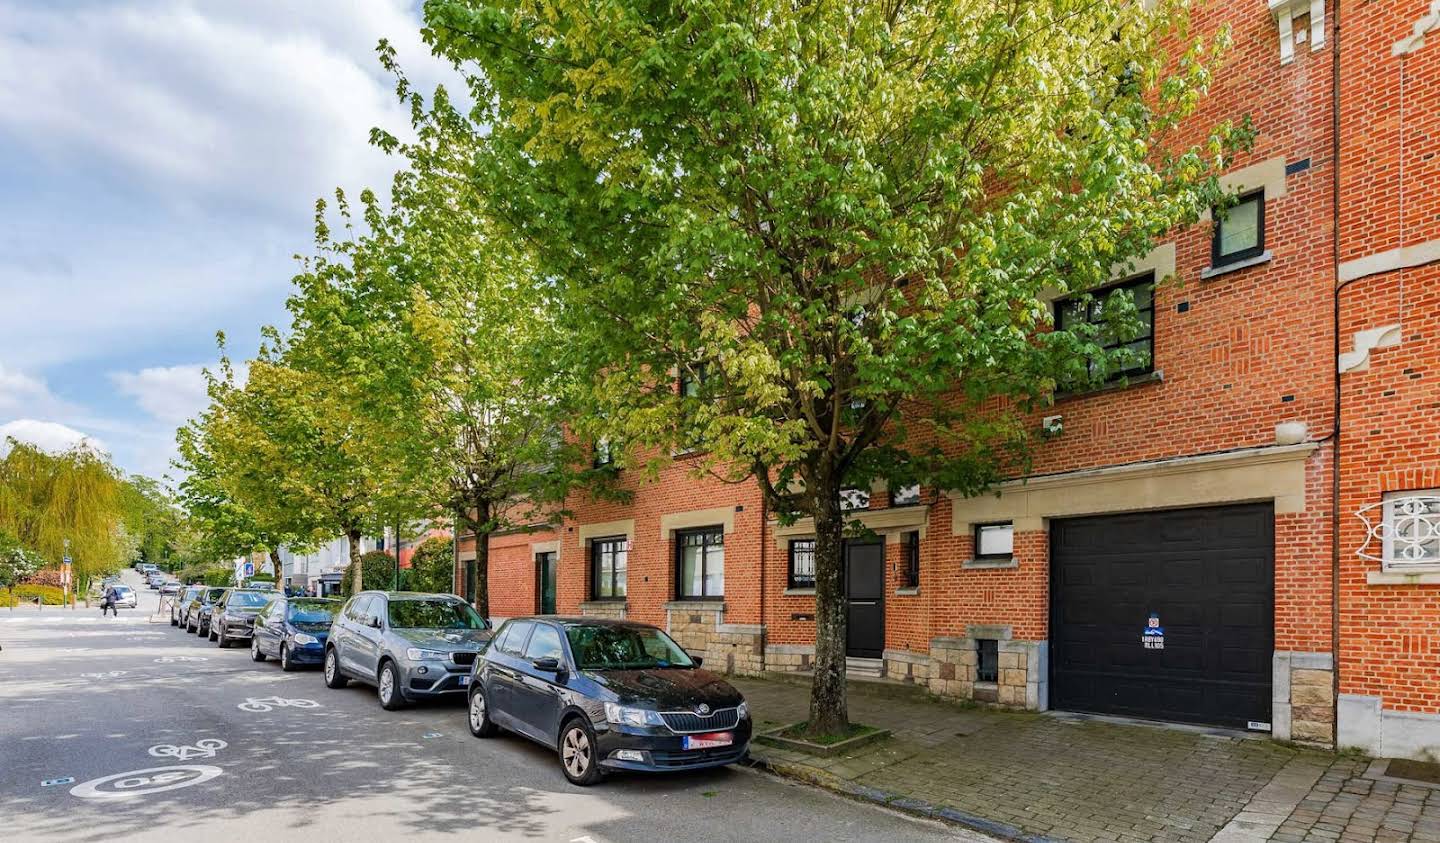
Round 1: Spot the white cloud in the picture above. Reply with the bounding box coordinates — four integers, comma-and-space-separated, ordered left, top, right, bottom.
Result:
0, 419, 108, 457
110, 363, 215, 427
0, 364, 73, 419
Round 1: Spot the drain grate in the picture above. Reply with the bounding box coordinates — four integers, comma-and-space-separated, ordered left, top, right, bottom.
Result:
1385, 758, 1440, 784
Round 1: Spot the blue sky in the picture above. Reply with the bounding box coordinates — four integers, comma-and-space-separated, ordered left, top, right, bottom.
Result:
0, 0, 454, 480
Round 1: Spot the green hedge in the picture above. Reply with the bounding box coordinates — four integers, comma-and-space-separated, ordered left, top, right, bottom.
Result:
1, 584, 67, 607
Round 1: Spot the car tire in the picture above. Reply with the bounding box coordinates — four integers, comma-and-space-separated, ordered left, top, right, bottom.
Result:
279, 644, 295, 673
250, 637, 266, 662
323, 648, 348, 689
215, 625, 229, 647
559, 718, 604, 787
377, 661, 406, 711
467, 686, 498, 738
170, 615, 178, 627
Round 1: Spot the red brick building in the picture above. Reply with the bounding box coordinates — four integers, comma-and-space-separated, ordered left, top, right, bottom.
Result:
461, 1, 1440, 757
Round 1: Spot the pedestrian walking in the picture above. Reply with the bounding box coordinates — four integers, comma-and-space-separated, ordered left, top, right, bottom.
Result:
101, 585, 119, 617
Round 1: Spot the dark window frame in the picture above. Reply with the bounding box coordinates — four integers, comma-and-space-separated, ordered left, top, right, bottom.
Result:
891, 484, 921, 507
592, 437, 615, 469
788, 538, 816, 589
590, 536, 628, 601
675, 526, 725, 599
901, 530, 921, 588
976, 638, 999, 683
1055, 271, 1156, 386
1211, 188, 1266, 267
973, 521, 1015, 561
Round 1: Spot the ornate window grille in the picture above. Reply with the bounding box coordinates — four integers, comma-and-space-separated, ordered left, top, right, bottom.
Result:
1356, 493, 1440, 571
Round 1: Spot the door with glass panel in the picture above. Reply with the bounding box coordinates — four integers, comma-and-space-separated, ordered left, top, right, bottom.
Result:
536, 551, 557, 614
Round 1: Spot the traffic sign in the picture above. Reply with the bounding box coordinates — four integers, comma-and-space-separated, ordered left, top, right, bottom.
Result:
243, 562, 254, 577
62, 556, 72, 565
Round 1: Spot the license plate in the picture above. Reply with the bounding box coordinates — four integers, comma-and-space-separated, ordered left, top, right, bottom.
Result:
457, 675, 470, 686
682, 732, 733, 750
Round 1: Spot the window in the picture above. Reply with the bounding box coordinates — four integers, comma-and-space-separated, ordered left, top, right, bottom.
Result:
497, 620, 534, 656
976, 639, 999, 683
388, 598, 486, 630
1055, 273, 1154, 385
1382, 492, 1440, 570
591, 536, 628, 599
593, 437, 615, 468
975, 522, 1014, 560
788, 539, 816, 589
676, 527, 724, 598
678, 364, 706, 398
902, 531, 920, 588
1212, 189, 1265, 267
840, 488, 871, 511
892, 484, 921, 506
523, 623, 565, 663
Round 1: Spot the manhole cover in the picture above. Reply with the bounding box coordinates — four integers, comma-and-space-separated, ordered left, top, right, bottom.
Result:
1385, 759, 1440, 784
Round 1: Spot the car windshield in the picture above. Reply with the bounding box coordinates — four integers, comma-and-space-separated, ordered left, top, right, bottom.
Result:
565, 625, 696, 671
113, 587, 132, 596
387, 599, 486, 630
227, 591, 270, 608
204, 589, 225, 602
288, 599, 339, 625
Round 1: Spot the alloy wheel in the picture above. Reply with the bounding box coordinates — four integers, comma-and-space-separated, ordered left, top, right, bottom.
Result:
280, 645, 291, 671
470, 693, 485, 731
562, 727, 590, 779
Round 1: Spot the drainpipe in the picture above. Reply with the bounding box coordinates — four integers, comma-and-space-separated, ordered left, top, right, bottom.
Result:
1329, 0, 1345, 744
759, 491, 768, 671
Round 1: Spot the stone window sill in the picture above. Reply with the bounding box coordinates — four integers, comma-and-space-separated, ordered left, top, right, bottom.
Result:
580, 599, 627, 607
782, 587, 815, 597
1368, 568, 1440, 586
1053, 370, 1163, 403
895, 586, 920, 596
962, 557, 1019, 570
664, 599, 726, 612
1200, 250, 1273, 280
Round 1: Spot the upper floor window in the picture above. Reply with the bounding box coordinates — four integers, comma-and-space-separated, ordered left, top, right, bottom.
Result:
840, 488, 871, 511
788, 539, 816, 589
593, 437, 615, 469
591, 536, 628, 599
1055, 273, 1154, 386
678, 364, 707, 398
1213, 189, 1265, 268
892, 484, 921, 507
676, 527, 724, 598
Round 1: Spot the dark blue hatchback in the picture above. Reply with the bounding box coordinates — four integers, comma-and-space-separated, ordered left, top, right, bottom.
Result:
466, 617, 751, 786
250, 596, 342, 671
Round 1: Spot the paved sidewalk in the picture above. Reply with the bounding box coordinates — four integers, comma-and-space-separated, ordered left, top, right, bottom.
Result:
735, 676, 1329, 843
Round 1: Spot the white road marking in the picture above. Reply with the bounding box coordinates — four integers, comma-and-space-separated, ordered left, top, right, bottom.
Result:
148, 739, 227, 761
236, 696, 320, 713
80, 671, 128, 679
153, 656, 207, 664
70, 765, 222, 799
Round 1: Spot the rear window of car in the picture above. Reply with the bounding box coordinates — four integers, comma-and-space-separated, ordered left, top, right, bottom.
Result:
387, 599, 486, 630
114, 586, 133, 596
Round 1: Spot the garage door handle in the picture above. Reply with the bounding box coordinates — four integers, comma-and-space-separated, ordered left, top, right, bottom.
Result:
849, 600, 878, 606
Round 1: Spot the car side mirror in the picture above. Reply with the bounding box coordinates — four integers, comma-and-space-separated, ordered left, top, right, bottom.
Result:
531, 656, 561, 672
369, 617, 382, 630
692, 657, 704, 668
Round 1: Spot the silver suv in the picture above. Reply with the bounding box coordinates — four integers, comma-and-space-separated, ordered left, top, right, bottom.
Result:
323, 591, 491, 710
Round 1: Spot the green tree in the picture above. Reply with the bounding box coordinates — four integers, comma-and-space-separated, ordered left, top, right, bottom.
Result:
406, 536, 455, 594
341, 550, 402, 598
0, 530, 42, 610
423, 0, 1249, 734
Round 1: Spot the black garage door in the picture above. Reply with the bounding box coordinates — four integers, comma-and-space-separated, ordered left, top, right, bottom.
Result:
1050, 503, 1273, 729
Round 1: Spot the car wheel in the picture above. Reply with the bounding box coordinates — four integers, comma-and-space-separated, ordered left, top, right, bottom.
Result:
467, 686, 498, 738
170, 615, 178, 627
279, 644, 295, 673
559, 719, 603, 786
215, 625, 229, 647
377, 661, 406, 711
250, 637, 266, 662
323, 648, 348, 689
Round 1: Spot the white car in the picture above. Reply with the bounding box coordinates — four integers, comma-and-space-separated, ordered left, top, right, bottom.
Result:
109, 586, 137, 609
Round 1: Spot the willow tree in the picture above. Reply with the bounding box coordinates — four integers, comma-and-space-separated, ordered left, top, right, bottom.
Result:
424, 0, 1249, 734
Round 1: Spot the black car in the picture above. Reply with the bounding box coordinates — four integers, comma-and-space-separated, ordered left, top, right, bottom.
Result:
186, 587, 227, 635
210, 589, 273, 647
172, 586, 200, 626
466, 617, 751, 786
250, 596, 341, 671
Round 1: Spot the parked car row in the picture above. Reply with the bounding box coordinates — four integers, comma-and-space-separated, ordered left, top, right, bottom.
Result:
165, 585, 752, 786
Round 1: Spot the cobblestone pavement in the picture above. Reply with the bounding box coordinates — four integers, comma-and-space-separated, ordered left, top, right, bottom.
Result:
1271, 758, 1440, 843
734, 676, 1328, 843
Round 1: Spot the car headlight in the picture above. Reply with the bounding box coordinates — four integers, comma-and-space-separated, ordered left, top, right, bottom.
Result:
292, 633, 318, 645
604, 702, 665, 727
737, 700, 749, 721
405, 648, 446, 661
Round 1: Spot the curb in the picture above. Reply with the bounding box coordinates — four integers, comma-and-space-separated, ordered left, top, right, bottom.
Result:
745, 753, 1068, 843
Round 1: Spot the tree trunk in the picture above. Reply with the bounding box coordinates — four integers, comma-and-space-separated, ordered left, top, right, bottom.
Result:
807, 468, 849, 737
469, 498, 493, 620
268, 548, 283, 592
347, 527, 364, 595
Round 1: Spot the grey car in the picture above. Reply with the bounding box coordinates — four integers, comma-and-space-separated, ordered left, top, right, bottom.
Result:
323, 591, 491, 711
209, 589, 274, 648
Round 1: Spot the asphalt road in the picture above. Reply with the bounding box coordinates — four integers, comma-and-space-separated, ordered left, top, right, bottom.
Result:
0, 572, 978, 842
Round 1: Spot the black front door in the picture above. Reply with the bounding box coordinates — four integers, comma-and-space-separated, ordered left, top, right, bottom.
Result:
536, 552, 557, 614
844, 540, 885, 658
1050, 503, 1274, 729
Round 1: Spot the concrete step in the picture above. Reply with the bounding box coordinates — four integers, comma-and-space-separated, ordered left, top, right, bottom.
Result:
846, 657, 884, 678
